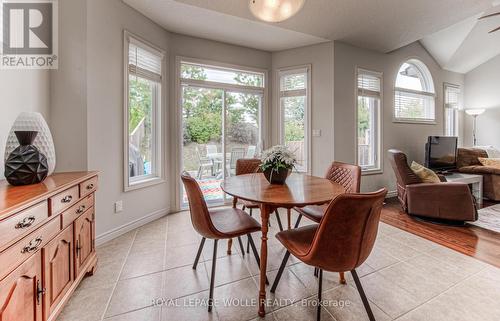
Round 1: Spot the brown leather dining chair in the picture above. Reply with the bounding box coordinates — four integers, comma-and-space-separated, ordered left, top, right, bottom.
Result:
271, 188, 387, 321
232, 158, 285, 253
181, 172, 265, 312
293, 161, 361, 283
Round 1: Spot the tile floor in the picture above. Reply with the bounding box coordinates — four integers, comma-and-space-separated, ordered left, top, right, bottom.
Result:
57, 209, 500, 321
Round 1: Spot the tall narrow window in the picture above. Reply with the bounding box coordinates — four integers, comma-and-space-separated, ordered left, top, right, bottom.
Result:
357, 69, 382, 172
279, 66, 310, 172
124, 32, 165, 190
444, 84, 460, 137
394, 59, 436, 123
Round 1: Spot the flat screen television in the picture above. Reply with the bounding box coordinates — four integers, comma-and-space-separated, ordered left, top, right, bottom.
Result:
425, 136, 458, 171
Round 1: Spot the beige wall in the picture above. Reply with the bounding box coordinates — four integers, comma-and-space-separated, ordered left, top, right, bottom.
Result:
168, 33, 272, 210
0, 70, 50, 179
463, 54, 500, 148
85, 0, 171, 239
271, 42, 335, 176
334, 41, 465, 193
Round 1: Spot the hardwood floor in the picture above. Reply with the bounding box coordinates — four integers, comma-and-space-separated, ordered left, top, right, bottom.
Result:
381, 197, 500, 268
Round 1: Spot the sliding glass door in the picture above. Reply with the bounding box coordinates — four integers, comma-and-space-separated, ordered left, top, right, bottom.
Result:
180, 60, 265, 207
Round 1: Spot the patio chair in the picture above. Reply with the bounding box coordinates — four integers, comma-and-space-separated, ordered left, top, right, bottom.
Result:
245, 145, 257, 158
226, 147, 246, 177
196, 146, 214, 179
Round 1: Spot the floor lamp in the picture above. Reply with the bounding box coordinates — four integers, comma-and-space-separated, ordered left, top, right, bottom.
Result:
465, 109, 485, 146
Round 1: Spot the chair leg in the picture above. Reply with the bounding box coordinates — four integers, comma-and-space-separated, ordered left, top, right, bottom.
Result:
314, 267, 318, 278
274, 210, 284, 231
208, 240, 218, 312
287, 208, 292, 229
317, 269, 323, 321
270, 250, 291, 293
237, 236, 245, 257
246, 208, 252, 254
339, 272, 346, 284
294, 214, 302, 228
247, 234, 269, 285
351, 270, 376, 321
193, 237, 206, 269
227, 238, 232, 255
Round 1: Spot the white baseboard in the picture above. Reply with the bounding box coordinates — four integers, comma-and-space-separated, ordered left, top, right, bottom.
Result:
95, 208, 169, 246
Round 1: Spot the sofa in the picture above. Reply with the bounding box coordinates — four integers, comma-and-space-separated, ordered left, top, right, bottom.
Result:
388, 149, 477, 222
457, 147, 500, 201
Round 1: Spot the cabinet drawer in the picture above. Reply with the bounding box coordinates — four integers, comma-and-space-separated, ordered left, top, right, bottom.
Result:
0, 217, 60, 280
80, 176, 98, 198
50, 186, 79, 215
0, 201, 49, 251
61, 193, 94, 229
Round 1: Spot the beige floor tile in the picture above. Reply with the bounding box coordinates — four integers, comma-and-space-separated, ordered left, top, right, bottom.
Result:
129, 237, 166, 256
426, 246, 487, 277
104, 306, 161, 321
373, 236, 420, 261
166, 229, 201, 248
105, 272, 163, 317
244, 243, 296, 275
204, 254, 252, 287
212, 277, 261, 321
161, 291, 219, 321
78, 258, 124, 291
202, 238, 242, 260
361, 271, 420, 318
163, 264, 210, 299
165, 242, 205, 270
272, 297, 335, 321
403, 253, 469, 285
322, 285, 391, 321
377, 222, 402, 236
264, 267, 315, 311
363, 247, 400, 271
388, 231, 440, 253
58, 282, 115, 321
288, 263, 342, 294
120, 250, 166, 280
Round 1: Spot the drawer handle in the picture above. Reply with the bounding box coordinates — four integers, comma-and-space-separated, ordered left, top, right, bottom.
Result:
76, 205, 86, 214
21, 237, 43, 253
15, 216, 36, 229
86, 183, 95, 190
61, 195, 73, 203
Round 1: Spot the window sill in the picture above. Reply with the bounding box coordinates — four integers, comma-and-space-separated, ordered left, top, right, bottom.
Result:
393, 119, 436, 125
361, 169, 383, 176
125, 176, 166, 192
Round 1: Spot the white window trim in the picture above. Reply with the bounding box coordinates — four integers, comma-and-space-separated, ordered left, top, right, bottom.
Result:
123, 30, 166, 192
393, 59, 436, 124
443, 83, 460, 137
276, 65, 312, 174
355, 67, 383, 175
174, 56, 269, 209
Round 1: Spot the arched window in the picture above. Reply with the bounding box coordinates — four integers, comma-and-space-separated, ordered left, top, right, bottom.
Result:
394, 59, 436, 123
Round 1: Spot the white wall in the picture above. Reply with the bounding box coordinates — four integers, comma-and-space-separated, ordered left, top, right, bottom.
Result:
0, 71, 50, 179
463, 54, 500, 148
334, 41, 465, 193
85, 0, 171, 238
271, 42, 335, 176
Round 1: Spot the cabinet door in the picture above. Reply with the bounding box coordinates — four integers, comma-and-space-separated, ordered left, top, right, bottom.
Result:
74, 208, 95, 277
43, 225, 74, 319
0, 251, 43, 321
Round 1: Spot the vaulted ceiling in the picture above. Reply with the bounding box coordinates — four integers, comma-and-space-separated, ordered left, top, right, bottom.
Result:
123, 0, 498, 73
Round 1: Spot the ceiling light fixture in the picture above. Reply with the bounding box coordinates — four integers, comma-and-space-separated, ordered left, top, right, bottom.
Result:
249, 0, 305, 23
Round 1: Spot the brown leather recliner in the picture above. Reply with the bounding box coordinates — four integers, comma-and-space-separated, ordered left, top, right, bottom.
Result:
388, 149, 477, 222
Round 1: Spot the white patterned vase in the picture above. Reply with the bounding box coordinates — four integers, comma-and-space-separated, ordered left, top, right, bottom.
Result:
4, 112, 56, 175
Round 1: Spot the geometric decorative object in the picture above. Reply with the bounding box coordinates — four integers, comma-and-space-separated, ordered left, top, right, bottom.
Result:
249, 0, 306, 22
4, 131, 48, 186
4, 112, 56, 175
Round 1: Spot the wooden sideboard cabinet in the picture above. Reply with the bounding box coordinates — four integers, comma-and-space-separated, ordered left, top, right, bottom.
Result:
0, 172, 98, 321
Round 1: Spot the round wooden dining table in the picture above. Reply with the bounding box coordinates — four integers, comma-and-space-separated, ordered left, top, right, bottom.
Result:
221, 172, 345, 317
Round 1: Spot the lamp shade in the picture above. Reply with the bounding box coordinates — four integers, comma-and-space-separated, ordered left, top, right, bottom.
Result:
465, 109, 485, 116
249, 0, 305, 22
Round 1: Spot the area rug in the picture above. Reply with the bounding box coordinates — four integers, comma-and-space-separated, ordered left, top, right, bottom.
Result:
182, 178, 224, 203
470, 204, 500, 233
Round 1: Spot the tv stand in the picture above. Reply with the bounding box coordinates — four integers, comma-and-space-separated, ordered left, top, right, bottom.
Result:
436, 170, 454, 176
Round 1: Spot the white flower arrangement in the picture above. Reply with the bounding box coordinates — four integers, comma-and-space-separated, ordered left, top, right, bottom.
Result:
260, 145, 297, 173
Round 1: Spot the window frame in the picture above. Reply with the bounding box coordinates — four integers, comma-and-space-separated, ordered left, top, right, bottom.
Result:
444, 83, 460, 137
123, 30, 166, 192
277, 65, 311, 174
355, 67, 383, 174
393, 59, 436, 124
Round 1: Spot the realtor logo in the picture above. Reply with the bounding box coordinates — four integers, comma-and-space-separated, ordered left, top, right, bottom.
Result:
1, 0, 58, 69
